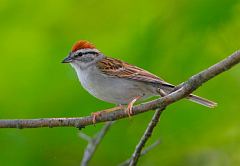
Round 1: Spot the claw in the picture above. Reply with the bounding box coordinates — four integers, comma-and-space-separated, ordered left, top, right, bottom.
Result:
125, 96, 141, 117
125, 104, 133, 117
91, 112, 102, 124
91, 105, 124, 124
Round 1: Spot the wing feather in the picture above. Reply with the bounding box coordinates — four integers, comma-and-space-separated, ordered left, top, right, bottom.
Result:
97, 57, 174, 87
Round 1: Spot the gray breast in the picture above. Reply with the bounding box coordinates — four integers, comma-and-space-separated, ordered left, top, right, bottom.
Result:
75, 65, 158, 104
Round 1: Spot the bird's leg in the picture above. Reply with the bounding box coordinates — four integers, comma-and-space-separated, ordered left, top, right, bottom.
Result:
125, 96, 142, 117
157, 88, 168, 97
91, 105, 124, 124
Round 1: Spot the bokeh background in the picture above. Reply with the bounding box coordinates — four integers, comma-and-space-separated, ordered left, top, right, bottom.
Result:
0, 0, 240, 165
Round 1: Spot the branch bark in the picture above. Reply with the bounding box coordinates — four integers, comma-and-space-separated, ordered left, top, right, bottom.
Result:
80, 122, 113, 166
128, 88, 168, 165
129, 108, 164, 166
118, 140, 160, 166
0, 50, 239, 129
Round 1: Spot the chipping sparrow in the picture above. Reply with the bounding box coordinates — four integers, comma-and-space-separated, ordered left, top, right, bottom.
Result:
62, 40, 217, 121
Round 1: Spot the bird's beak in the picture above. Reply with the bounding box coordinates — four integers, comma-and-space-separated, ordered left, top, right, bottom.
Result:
62, 54, 73, 63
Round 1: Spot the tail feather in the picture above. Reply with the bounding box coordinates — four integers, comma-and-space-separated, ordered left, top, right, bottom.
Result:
186, 94, 217, 108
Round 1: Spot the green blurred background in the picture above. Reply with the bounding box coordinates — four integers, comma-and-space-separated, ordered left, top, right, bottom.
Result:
0, 0, 240, 165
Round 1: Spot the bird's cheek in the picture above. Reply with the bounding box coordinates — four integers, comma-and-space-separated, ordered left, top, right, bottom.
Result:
80, 56, 94, 63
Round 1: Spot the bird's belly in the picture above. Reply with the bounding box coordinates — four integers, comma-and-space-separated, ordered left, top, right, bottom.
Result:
77, 69, 157, 104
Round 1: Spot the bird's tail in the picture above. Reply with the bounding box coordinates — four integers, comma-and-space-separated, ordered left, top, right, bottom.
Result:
186, 94, 217, 108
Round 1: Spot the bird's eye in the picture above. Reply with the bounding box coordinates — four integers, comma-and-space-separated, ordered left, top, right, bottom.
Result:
75, 52, 82, 57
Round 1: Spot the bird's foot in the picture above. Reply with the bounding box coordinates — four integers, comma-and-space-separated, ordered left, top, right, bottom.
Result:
125, 96, 141, 117
91, 105, 124, 124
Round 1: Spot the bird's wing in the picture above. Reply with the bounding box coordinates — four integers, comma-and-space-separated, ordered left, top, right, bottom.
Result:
97, 57, 174, 87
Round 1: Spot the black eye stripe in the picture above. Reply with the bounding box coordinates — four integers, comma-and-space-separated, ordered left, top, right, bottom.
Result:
75, 51, 98, 57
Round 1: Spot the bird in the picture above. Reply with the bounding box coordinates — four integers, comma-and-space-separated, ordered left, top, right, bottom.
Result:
62, 40, 217, 122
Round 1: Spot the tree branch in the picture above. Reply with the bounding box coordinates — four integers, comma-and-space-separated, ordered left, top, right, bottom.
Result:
0, 50, 239, 129
118, 140, 160, 166
79, 132, 92, 142
128, 88, 168, 165
129, 108, 164, 166
80, 121, 113, 166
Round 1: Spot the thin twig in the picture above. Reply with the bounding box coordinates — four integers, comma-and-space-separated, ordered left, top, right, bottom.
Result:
118, 140, 160, 166
80, 121, 113, 166
79, 132, 92, 142
129, 109, 164, 166
0, 50, 239, 129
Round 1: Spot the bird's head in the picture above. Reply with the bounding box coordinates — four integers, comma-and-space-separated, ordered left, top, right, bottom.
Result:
62, 40, 102, 65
